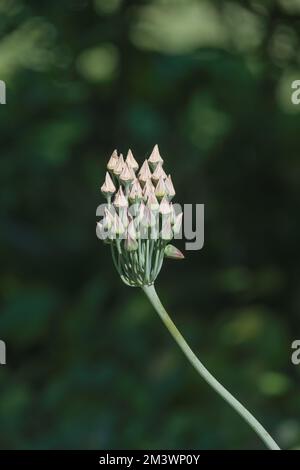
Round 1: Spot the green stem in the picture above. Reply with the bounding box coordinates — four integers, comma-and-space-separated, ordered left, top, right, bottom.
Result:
142, 284, 280, 451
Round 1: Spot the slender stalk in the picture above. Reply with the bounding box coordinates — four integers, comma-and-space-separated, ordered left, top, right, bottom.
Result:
142, 284, 280, 450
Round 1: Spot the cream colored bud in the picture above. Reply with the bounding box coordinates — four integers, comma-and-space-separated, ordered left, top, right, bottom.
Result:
152, 163, 167, 183
101, 171, 116, 196
143, 179, 155, 200
127, 219, 138, 239
120, 163, 134, 185
113, 153, 124, 176
138, 160, 152, 184
112, 213, 125, 236
124, 233, 138, 252
125, 149, 139, 172
113, 186, 128, 208
159, 195, 172, 215
161, 217, 173, 240
148, 144, 163, 169
104, 207, 114, 229
129, 179, 143, 203
155, 176, 166, 200
107, 150, 119, 171
147, 192, 159, 212
165, 174, 175, 199
164, 244, 184, 259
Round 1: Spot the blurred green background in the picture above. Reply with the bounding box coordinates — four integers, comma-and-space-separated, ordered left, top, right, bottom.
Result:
0, 0, 300, 450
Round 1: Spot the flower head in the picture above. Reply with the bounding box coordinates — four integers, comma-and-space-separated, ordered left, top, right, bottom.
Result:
99, 146, 184, 287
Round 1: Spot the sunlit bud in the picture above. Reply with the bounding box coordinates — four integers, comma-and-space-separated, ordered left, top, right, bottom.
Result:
155, 176, 166, 200
147, 192, 159, 212
120, 163, 134, 185
101, 171, 116, 196
164, 244, 185, 259
120, 208, 129, 228
125, 149, 139, 172
173, 212, 183, 235
111, 213, 125, 237
128, 218, 138, 239
141, 205, 156, 228
107, 150, 119, 171
165, 174, 175, 199
138, 160, 152, 184
152, 163, 167, 183
113, 186, 128, 208
148, 144, 163, 169
113, 153, 124, 176
161, 217, 173, 240
124, 233, 138, 252
143, 179, 155, 200
104, 207, 114, 230
129, 179, 143, 203
159, 195, 172, 215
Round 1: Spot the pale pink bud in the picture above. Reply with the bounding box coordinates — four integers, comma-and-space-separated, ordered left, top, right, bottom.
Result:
124, 233, 138, 252
161, 217, 173, 240
151, 163, 167, 183
148, 144, 163, 169
113, 186, 128, 208
147, 192, 159, 212
104, 207, 114, 229
159, 195, 172, 215
143, 179, 155, 200
127, 219, 138, 239
155, 176, 166, 200
164, 244, 185, 259
112, 213, 125, 236
113, 153, 124, 176
125, 149, 139, 172
165, 174, 175, 199
101, 171, 116, 196
129, 179, 143, 203
107, 150, 119, 171
120, 163, 134, 185
138, 160, 152, 184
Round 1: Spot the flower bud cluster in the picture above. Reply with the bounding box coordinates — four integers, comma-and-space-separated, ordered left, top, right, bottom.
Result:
98, 145, 184, 286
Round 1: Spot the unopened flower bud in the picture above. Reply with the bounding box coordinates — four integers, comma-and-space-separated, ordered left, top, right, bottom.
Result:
165, 174, 175, 199
104, 207, 114, 229
161, 217, 173, 240
113, 213, 125, 237
155, 176, 166, 200
129, 179, 143, 203
143, 179, 155, 200
164, 244, 185, 259
107, 150, 119, 171
124, 233, 138, 252
138, 160, 152, 184
120, 163, 134, 185
125, 149, 139, 172
159, 195, 172, 215
113, 186, 128, 208
113, 153, 124, 176
152, 163, 167, 183
147, 192, 159, 212
148, 144, 163, 169
101, 172, 116, 196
